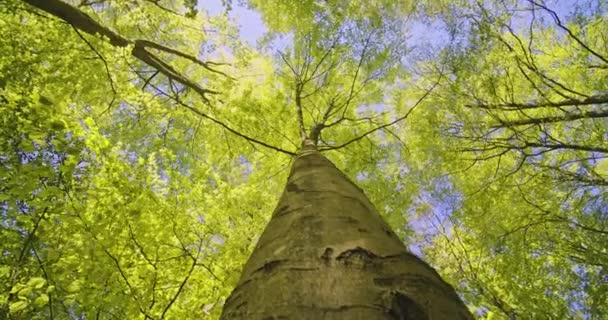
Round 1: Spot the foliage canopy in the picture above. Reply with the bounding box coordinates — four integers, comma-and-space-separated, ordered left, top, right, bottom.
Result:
0, 0, 606, 319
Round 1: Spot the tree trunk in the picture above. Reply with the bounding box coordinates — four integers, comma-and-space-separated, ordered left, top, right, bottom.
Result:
221, 144, 473, 319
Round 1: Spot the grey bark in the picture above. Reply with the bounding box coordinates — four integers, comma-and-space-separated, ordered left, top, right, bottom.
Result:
221, 144, 473, 319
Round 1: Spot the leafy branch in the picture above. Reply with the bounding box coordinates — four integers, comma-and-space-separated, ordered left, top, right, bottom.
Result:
136, 74, 297, 156
22, 0, 227, 103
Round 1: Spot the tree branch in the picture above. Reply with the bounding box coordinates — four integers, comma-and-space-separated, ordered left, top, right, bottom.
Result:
320, 75, 442, 152
71, 26, 116, 111
143, 80, 297, 156
134, 39, 233, 79
469, 94, 608, 111
527, 0, 608, 65
22, 0, 223, 103
493, 109, 608, 127
160, 253, 197, 319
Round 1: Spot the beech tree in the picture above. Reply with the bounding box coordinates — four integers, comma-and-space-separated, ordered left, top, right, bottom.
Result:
0, 0, 605, 319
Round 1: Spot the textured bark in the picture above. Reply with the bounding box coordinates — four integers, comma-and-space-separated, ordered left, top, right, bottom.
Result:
221, 145, 473, 319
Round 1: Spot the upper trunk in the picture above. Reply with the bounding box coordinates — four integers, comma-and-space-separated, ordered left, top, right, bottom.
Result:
221, 145, 473, 319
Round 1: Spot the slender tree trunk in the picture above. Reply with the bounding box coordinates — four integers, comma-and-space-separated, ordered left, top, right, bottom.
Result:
221, 144, 473, 319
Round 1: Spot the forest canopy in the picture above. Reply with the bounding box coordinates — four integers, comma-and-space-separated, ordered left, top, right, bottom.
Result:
0, 0, 606, 319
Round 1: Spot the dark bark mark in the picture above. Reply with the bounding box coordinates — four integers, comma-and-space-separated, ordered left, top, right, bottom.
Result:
389, 292, 428, 320
384, 228, 396, 237
357, 228, 369, 233
378, 253, 466, 302
274, 204, 299, 217
276, 204, 289, 213
374, 274, 439, 290
234, 301, 248, 311
336, 247, 378, 266
286, 182, 302, 193
285, 267, 319, 272
254, 259, 285, 274
374, 274, 434, 288
337, 215, 359, 224
298, 215, 318, 223
314, 304, 386, 314
321, 247, 334, 264
374, 274, 462, 302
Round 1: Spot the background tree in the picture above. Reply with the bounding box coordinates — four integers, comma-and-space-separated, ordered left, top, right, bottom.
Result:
403, 0, 608, 318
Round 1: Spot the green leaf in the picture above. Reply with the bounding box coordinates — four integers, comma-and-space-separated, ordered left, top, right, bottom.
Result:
34, 294, 49, 307
9, 300, 28, 314
27, 277, 46, 289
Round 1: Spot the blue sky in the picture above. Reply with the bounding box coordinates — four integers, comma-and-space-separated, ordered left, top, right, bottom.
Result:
198, 0, 579, 47
198, 0, 266, 45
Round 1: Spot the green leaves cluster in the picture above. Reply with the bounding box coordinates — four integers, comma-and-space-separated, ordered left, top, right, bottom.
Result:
0, 0, 283, 318
402, 1, 608, 318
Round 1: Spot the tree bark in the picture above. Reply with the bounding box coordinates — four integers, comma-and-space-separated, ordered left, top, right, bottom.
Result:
221, 144, 473, 319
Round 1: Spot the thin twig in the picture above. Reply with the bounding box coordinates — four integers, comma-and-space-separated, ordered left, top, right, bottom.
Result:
321, 74, 442, 152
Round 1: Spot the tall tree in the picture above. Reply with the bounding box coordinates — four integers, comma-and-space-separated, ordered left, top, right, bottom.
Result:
401, 0, 608, 318
2, 0, 605, 319
219, 1, 471, 317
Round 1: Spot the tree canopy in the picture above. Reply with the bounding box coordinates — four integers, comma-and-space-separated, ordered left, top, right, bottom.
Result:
0, 0, 606, 319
